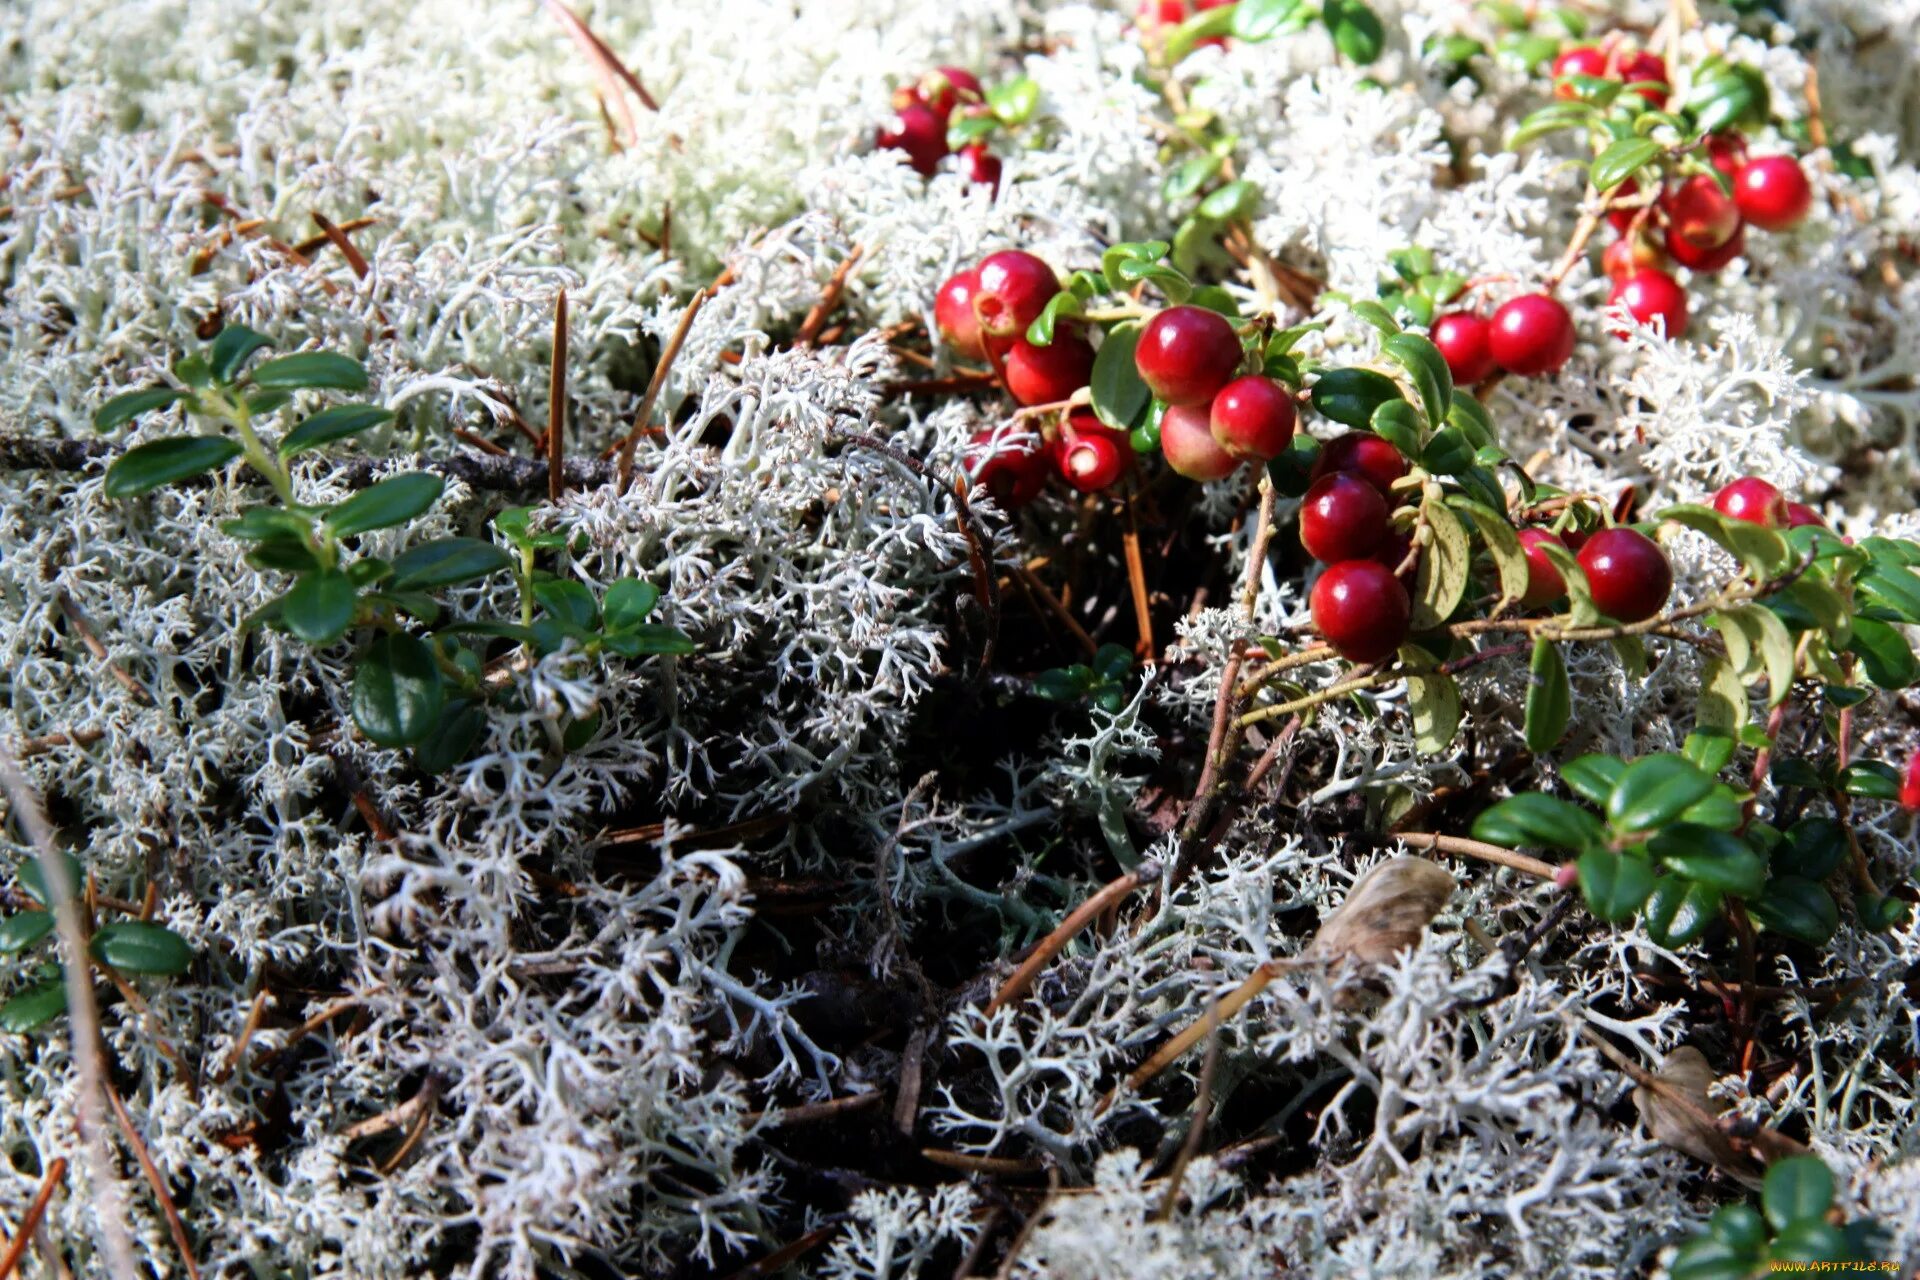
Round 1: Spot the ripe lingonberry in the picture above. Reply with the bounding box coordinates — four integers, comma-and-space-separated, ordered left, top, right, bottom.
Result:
1551, 45, 1609, 97
1160, 403, 1241, 481
1607, 177, 1648, 233
1785, 502, 1826, 529
1515, 528, 1568, 608
935, 269, 986, 361
974, 250, 1060, 338
1312, 431, 1408, 498
1617, 50, 1669, 104
1056, 412, 1130, 493
1901, 751, 1920, 813
911, 67, 982, 122
877, 102, 947, 176
1706, 133, 1747, 179
1430, 312, 1496, 385
1135, 305, 1243, 406
959, 143, 1002, 192
1300, 473, 1390, 563
1372, 528, 1413, 572
1734, 156, 1813, 232
1608, 268, 1688, 339
1488, 293, 1576, 376
1577, 526, 1672, 622
1209, 375, 1297, 461
1602, 234, 1666, 282
1003, 333, 1094, 406
1311, 560, 1411, 663
1713, 476, 1789, 528
1664, 175, 1741, 250
1667, 222, 1745, 273
968, 427, 1046, 509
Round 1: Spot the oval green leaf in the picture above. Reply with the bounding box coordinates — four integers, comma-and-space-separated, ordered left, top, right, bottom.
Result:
89, 920, 194, 976
103, 436, 244, 498
352, 633, 445, 748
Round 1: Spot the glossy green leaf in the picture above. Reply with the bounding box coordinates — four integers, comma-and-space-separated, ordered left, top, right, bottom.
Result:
1643, 876, 1723, 947
17, 852, 83, 906
1696, 654, 1749, 739
0, 979, 68, 1033
1762, 1156, 1835, 1231
1471, 792, 1603, 850
1090, 321, 1151, 434
1774, 817, 1847, 880
1197, 180, 1258, 221
411, 697, 488, 774
1660, 504, 1789, 581
1607, 754, 1714, 834
1591, 137, 1662, 193
1025, 291, 1084, 347
1749, 875, 1838, 945
986, 77, 1038, 125
1647, 824, 1766, 898
209, 324, 274, 383
1560, 754, 1626, 807
1233, 0, 1308, 39
390, 538, 514, 591
1447, 496, 1528, 610
103, 435, 244, 497
1323, 0, 1385, 62
1858, 565, 1920, 623
1839, 760, 1901, 800
323, 473, 444, 537
248, 351, 369, 391
1524, 637, 1570, 753
1679, 782, 1744, 831
1578, 849, 1656, 922
352, 633, 445, 748
1164, 153, 1225, 203
1383, 332, 1452, 430
1846, 617, 1917, 689
1534, 539, 1600, 625
602, 579, 661, 631
281, 570, 358, 645
279, 404, 395, 457
1312, 367, 1403, 429
89, 920, 194, 976
599, 624, 697, 657
533, 578, 599, 629
93, 388, 185, 433
1369, 399, 1421, 459
0, 911, 54, 954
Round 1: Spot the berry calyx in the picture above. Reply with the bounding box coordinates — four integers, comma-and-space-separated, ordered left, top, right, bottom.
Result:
1311, 431, 1408, 498
1311, 560, 1411, 663
877, 102, 947, 176
1056, 412, 1130, 493
1134, 305, 1243, 406
1208, 375, 1297, 461
1002, 333, 1094, 406
1515, 528, 1568, 608
1785, 502, 1826, 530
935, 269, 986, 361
1577, 526, 1672, 622
974, 250, 1060, 338
1300, 473, 1390, 563
959, 143, 1002, 192
1488, 293, 1576, 376
1608, 268, 1688, 339
1734, 156, 1813, 232
1712, 476, 1789, 528
967, 427, 1047, 509
1430, 312, 1496, 385
1160, 403, 1241, 481
1663, 175, 1741, 250
1667, 222, 1745, 273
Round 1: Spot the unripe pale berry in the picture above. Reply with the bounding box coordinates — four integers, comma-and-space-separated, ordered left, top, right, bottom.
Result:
1663, 175, 1741, 250
974, 250, 1060, 338
1667, 222, 1745, 273
1608, 268, 1688, 339
1713, 476, 1789, 528
967, 427, 1046, 509
1489, 293, 1576, 377
1160, 403, 1241, 481
1577, 526, 1672, 622
1135, 305, 1243, 406
1056, 412, 1131, 492
1300, 473, 1390, 563
1002, 333, 1093, 406
877, 102, 947, 177
1208, 375, 1297, 461
1311, 560, 1411, 663
1311, 431, 1408, 498
1430, 312, 1496, 385
935, 270, 986, 361
1734, 156, 1813, 232
1515, 528, 1568, 608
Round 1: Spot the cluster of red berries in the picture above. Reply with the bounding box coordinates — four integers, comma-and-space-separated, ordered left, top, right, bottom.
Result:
966, 412, 1132, 508
1551, 41, 1671, 107
1135, 305, 1299, 481
1515, 524, 1673, 624
1300, 434, 1413, 662
1712, 474, 1825, 531
877, 67, 1003, 189
1135, 0, 1232, 41
1428, 293, 1578, 385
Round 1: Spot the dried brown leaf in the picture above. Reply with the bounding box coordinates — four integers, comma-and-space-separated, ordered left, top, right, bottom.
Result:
1632, 1045, 1763, 1188
1310, 856, 1456, 966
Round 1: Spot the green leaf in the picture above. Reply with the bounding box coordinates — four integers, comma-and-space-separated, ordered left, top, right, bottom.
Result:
1412, 498, 1471, 629
1590, 137, 1663, 193
1420, 425, 1474, 477
411, 698, 488, 774
1578, 849, 1656, 922
89, 921, 194, 976
1448, 496, 1528, 610
1846, 617, 1917, 689
1768, 1220, 1852, 1265
1323, 0, 1385, 62
223, 505, 317, 544
1643, 876, 1723, 948
1680, 782, 1745, 830
1471, 793, 1603, 850
1857, 565, 1920, 624
1534, 540, 1600, 625
1762, 1156, 1835, 1232
391, 538, 513, 591
1164, 153, 1225, 203
93, 388, 185, 433
1607, 755, 1714, 834
1407, 670, 1462, 753
1778, 578, 1851, 645
1689, 69, 1768, 135
1090, 321, 1151, 434
1445, 394, 1496, 449
352, 633, 445, 748
247, 351, 369, 392
0, 912, 54, 954
1696, 654, 1749, 739
1647, 824, 1767, 898
0, 979, 68, 1033
1369, 399, 1422, 459
281, 570, 358, 645
17, 852, 84, 906
279, 404, 395, 457
1708, 1205, 1768, 1254
1507, 101, 1601, 148
602, 579, 661, 631
1524, 637, 1571, 753
1749, 876, 1839, 946
599, 624, 697, 657
1311, 367, 1403, 429
1164, 2, 1240, 61
1839, 760, 1902, 800
1561, 754, 1626, 807
986, 76, 1039, 125
1025, 291, 1084, 347
1714, 604, 1798, 707
1659, 503, 1790, 580
945, 112, 998, 149
174, 355, 213, 389
348, 557, 393, 588
1100, 242, 1169, 293
1349, 300, 1400, 336
1233, 0, 1307, 39
103, 435, 244, 497
1774, 817, 1847, 880
209, 324, 274, 383
323, 473, 444, 537
1197, 180, 1258, 221
1267, 321, 1327, 358
1383, 332, 1452, 429
1668, 1236, 1757, 1280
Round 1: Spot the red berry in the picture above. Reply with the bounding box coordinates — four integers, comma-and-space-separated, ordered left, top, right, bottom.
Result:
1577, 526, 1672, 622
877, 102, 947, 177
1208, 376, 1297, 461
968, 427, 1046, 509
1311, 560, 1411, 663
1372, 528, 1413, 572
1311, 431, 1408, 498
1667, 222, 1745, 273
935, 270, 986, 361
1516, 528, 1568, 608
1002, 333, 1094, 406
1663, 175, 1741, 250
915, 67, 983, 122
1488, 293, 1576, 376
1160, 403, 1241, 481
1300, 473, 1390, 563
1617, 50, 1669, 105
1056, 412, 1130, 493
1559, 525, 1590, 554
959, 143, 1002, 192
1430, 312, 1496, 385
1608, 268, 1688, 339
1706, 133, 1747, 179
1734, 156, 1813, 232
974, 251, 1060, 339
1602, 231, 1666, 282
1712, 476, 1789, 528
1607, 177, 1649, 233
1552, 45, 1609, 97
1901, 751, 1920, 813
1134, 305, 1243, 406
1785, 502, 1826, 530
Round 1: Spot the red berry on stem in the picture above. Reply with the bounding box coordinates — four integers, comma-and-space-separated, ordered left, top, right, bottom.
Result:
1577, 526, 1672, 622
1311, 560, 1411, 663
1056, 411, 1130, 493
877, 102, 947, 176
1617, 50, 1669, 104
1135, 305, 1243, 406
1003, 333, 1094, 406
1607, 176, 1646, 233
1734, 156, 1813, 232
1311, 432, 1408, 498
1372, 527, 1413, 572
1209, 375, 1297, 461
1713, 476, 1789, 527
1160, 403, 1241, 481
1664, 175, 1741, 250
1489, 293, 1576, 376
935, 269, 986, 361
1552, 45, 1609, 96
917, 67, 982, 121
1785, 502, 1826, 530
968, 427, 1046, 509
1602, 231, 1666, 282
1706, 133, 1747, 179
974, 250, 1060, 338
1431, 312, 1496, 385
1300, 473, 1390, 563
1608, 268, 1689, 339
1901, 751, 1920, 812
1515, 528, 1568, 608
1667, 222, 1745, 273
959, 143, 1002, 192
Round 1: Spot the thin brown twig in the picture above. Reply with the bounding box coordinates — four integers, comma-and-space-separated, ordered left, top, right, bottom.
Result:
1395, 832, 1558, 881
796, 246, 865, 347
10, 728, 105, 759
104, 1085, 200, 1280
993, 1168, 1061, 1280
542, 0, 659, 154
1011, 564, 1098, 659
1122, 480, 1156, 662
0, 1157, 66, 1280
744, 1092, 884, 1127
1154, 999, 1221, 1222
210, 989, 272, 1086
611, 282, 716, 492
253, 991, 377, 1067
376, 1075, 443, 1175
55, 592, 151, 705
1100, 960, 1292, 1114
922, 1149, 1046, 1177
309, 212, 370, 280
717, 1225, 840, 1280
986, 863, 1160, 1014
548, 290, 568, 504
290, 215, 377, 259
